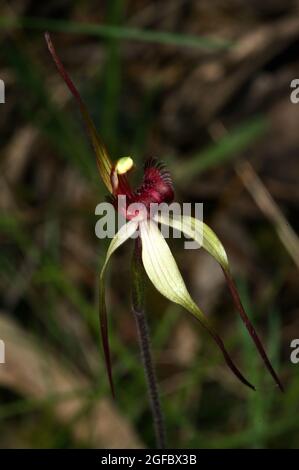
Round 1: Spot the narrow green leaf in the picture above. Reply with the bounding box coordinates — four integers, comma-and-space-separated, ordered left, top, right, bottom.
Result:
173, 116, 268, 181
0, 16, 232, 51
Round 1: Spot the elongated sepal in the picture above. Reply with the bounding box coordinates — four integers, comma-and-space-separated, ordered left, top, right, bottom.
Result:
223, 269, 284, 392
155, 212, 283, 392
45, 32, 113, 192
154, 212, 228, 269
140, 219, 255, 391
99, 220, 138, 397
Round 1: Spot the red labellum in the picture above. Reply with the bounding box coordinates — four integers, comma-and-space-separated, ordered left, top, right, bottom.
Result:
111, 158, 174, 220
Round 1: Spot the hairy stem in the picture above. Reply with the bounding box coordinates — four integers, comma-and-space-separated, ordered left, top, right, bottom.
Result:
131, 237, 166, 449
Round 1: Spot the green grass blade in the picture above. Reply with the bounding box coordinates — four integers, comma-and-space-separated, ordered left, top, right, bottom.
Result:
0, 16, 232, 50
173, 116, 268, 181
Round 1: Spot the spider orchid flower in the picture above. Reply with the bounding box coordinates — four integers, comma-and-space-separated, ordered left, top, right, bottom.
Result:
45, 33, 283, 398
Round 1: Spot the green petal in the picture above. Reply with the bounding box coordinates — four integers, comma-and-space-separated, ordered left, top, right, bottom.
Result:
155, 213, 283, 392
154, 212, 228, 270
99, 220, 138, 397
140, 219, 255, 390
45, 32, 113, 192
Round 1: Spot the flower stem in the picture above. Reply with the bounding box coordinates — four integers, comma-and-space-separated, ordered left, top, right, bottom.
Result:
131, 237, 166, 449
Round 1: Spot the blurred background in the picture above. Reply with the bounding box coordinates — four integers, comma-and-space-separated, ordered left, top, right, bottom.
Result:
0, 0, 299, 449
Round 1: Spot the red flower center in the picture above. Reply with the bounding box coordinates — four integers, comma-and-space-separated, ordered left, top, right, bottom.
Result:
111, 158, 174, 220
